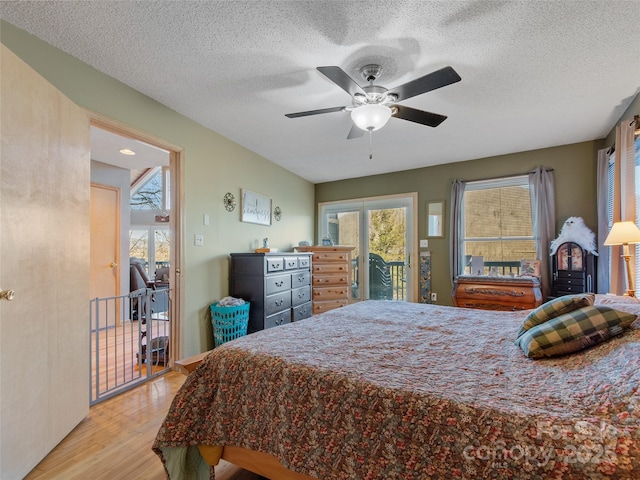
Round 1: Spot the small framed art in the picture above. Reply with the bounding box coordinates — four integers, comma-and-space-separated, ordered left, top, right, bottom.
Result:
241, 189, 272, 226
520, 259, 540, 277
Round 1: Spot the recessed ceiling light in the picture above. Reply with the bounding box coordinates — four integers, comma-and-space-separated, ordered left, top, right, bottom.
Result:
119, 148, 136, 156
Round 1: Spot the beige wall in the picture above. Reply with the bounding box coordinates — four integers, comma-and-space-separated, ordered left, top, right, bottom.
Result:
316, 141, 602, 305
1, 21, 315, 356
604, 92, 640, 147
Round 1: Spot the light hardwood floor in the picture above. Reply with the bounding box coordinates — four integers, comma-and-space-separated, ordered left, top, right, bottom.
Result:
25, 370, 262, 480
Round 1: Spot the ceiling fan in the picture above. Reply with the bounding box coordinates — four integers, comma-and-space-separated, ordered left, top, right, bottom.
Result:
285, 64, 461, 139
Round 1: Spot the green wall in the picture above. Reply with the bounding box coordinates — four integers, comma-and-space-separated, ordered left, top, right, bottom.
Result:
1, 20, 315, 356
316, 141, 602, 305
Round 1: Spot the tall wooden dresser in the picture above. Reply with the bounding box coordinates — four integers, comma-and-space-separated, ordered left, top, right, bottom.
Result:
296, 246, 355, 314
229, 252, 312, 333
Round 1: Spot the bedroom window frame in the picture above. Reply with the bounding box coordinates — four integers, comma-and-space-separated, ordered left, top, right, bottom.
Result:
608, 133, 640, 291
461, 175, 535, 275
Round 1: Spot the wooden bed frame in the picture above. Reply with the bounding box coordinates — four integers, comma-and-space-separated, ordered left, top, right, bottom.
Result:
175, 352, 317, 480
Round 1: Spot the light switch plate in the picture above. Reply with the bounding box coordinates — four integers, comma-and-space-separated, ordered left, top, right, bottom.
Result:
420, 239, 429, 248
194, 234, 204, 246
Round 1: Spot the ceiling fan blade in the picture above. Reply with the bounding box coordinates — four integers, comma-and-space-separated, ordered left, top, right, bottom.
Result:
347, 124, 365, 139
317, 66, 367, 98
392, 105, 448, 127
285, 106, 345, 118
388, 66, 461, 102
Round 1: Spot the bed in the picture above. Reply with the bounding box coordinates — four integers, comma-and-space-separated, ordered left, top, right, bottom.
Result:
153, 298, 640, 479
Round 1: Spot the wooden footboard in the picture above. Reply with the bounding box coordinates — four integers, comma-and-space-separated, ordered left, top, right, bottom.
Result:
220, 446, 316, 480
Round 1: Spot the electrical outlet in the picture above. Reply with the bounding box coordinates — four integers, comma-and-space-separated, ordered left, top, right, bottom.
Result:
431, 292, 437, 302
420, 239, 429, 248
194, 234, 204, 246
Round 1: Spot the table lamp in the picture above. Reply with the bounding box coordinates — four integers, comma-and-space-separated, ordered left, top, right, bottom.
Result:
604, 221, 640, 296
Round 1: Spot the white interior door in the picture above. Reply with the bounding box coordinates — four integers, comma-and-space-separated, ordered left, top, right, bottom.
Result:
0, 45, 90, 479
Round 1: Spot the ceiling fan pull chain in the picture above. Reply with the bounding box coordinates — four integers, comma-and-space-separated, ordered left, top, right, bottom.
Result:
369, 129, 373, 160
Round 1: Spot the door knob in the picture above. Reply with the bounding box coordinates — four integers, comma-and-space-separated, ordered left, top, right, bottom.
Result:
0, 289, 15, 301
110, 262, 118, 268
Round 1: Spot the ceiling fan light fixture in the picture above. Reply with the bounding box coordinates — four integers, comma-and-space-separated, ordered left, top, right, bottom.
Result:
351, 104, 392, 132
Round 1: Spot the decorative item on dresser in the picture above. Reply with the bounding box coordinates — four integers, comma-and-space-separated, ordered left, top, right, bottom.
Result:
229, 252, 312, 333
550, 242, 596, 298
452, 275, 543, 311
296, 245, 355, 314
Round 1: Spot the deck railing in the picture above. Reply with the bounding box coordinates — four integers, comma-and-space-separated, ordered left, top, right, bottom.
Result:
351, 258, 521, 302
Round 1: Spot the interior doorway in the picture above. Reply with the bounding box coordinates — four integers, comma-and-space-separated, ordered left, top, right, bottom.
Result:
88, 120, 182, 403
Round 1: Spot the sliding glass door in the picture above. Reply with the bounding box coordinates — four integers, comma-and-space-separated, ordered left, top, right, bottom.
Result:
319, 194, 416, 302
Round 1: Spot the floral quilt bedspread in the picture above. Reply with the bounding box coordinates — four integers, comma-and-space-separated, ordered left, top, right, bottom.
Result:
154, 300, 640, 479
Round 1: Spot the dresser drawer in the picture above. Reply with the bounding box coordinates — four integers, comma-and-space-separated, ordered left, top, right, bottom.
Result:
313, 299, 348, 314
284, 256, 299, 270
555, 278, 585, 288
313, 285, 349, 300
265, 291, 291, 316
456, 299, 532, 311
266, 257, 284, 272
557, 271, 585, 280
312, 251, 349, 263
265, 310, 291, 329
313, 263, 348, 274
292, 271, 311, 287
554, 284, 585, 294
297, 256, 311, 269
266, 274, 291, 295
293, 302, 312, 321
312, 273, 349, 286
292, 285, 311, 306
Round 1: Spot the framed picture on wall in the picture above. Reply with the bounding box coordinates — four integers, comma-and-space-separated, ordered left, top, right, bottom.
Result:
241, 189, 272, 226
520, 259, 540, 277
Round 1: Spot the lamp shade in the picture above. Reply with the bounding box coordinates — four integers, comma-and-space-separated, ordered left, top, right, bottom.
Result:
351, 104, 392, 131
604, 221, 640, 245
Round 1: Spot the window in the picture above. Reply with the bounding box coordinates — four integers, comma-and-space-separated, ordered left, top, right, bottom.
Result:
319, 194, 415, 301
129, 166, 171, 276
130, 166, 170, 211
462, 176, 536, 275
606, 132, 640, 290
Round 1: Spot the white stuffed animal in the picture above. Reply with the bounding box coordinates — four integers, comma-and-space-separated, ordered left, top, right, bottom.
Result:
549, 216, 599, 256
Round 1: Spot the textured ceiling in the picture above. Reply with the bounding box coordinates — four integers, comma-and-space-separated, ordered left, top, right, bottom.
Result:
1, 1, 639, 183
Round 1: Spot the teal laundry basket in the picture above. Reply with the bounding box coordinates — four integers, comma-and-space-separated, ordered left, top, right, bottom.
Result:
210, 302, 250, 347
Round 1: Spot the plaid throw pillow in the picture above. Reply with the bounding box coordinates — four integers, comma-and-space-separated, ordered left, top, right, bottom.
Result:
515, 293, 595, 339
514, 305, 637, 358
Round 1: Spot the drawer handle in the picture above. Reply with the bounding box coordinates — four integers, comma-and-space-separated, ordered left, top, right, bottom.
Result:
275, 299, 284, 307
275, 317, 283, 325
297, 276, 305, 283
298, 292, 306, 298
275, 281, 284, 287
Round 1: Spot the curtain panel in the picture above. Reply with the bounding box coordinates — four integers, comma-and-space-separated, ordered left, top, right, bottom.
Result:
449, 179, 466, 285
608, 119, 637, 295
528, 167, 555, 299
596, 147, 611, 294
